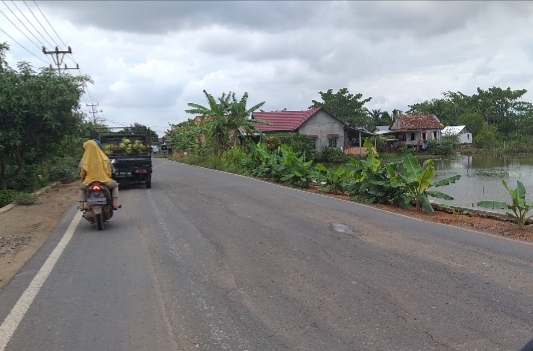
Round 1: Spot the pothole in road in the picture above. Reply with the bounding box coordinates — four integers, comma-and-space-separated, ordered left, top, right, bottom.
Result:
330, 223, 357, 235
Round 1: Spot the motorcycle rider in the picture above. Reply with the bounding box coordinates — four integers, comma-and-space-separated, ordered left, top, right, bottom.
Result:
78, 139, 120, 211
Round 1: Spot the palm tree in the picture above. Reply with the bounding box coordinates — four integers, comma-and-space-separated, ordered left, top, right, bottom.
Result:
366, 108, 383, 125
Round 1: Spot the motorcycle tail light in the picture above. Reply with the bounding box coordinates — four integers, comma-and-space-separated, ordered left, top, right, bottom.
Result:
91, 184, 101, 191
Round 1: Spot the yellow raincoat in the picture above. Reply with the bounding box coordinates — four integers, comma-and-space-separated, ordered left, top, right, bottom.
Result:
80, 140, 112, 186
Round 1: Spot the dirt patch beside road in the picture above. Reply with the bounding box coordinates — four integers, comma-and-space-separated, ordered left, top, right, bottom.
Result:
0, 181, 78, 290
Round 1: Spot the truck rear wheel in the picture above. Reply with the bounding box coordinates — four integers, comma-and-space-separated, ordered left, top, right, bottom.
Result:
145, 174, 152, 189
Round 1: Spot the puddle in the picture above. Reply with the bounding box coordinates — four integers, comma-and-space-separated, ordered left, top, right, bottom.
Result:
330, 223, 357, 235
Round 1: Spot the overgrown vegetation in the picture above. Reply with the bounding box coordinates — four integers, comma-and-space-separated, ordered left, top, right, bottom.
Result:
0, 43, 91, 190
178, 136, 461, 214
477, 180, 533, 229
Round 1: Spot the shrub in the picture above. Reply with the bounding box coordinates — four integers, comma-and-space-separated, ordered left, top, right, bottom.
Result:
273, 133, 318, 161
50, 164, 78, 184
427, 139, 454, 155
319, 146, 350, 163
14, 192, 38, 206
0, 190, 18, 207
6, 164, 44, 192
220, 146, 247, 173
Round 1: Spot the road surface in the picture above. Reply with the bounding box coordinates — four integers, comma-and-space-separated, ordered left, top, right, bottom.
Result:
1, 158, 532, 350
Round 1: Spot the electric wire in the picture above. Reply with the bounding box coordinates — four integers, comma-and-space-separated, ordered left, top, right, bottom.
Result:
0, 7, 52, 66
0, 26, 49, 64
1, 0, 50, 51
24, 1, 99, 124
7, 0, 55, 49
30, 0, 65, 48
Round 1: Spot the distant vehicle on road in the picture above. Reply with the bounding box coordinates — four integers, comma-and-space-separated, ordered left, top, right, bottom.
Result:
151, 144, 160, 153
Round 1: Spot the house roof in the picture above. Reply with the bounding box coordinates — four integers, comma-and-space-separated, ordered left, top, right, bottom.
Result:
442, 125, 467, 135
252, 108, 323, 132
392, 114, 444, 130
373, 125, 390, 132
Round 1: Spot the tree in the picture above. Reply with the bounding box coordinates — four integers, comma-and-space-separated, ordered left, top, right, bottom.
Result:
309, 88, 373, 129
377, 111, 393, 126
366, 109, 382, 126
185, 90, 266, 155
0, 43, 91, 189
121, 122, 158, 143
456, 112, 484, 136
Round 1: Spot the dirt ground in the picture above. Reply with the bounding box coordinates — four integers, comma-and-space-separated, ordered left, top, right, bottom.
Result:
1, 180, 532, 291
0, 181, 79, 290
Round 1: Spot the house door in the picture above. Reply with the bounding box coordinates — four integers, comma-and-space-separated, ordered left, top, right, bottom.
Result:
422, 132, 427, 141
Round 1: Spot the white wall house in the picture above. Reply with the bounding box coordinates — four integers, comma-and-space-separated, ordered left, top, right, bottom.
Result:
442, 125, 473, 144
252, 108, 345, 152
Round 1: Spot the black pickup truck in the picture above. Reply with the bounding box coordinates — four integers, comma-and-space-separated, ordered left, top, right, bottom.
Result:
90, 127, 153, 188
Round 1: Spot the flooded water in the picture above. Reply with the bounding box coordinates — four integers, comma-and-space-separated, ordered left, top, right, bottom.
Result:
429, 152, 533, 214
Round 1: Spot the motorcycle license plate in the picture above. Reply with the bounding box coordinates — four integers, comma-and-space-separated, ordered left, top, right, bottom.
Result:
115, 171, 131, 177
86, 197, 106, 204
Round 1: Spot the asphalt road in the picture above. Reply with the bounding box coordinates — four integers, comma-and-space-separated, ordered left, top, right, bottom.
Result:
1, 158, 532, 350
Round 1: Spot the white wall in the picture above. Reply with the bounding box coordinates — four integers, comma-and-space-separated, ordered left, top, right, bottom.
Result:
298, 110, 345, 151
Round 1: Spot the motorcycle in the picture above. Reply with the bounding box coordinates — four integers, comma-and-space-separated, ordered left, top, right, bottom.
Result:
81, 181, 117, 230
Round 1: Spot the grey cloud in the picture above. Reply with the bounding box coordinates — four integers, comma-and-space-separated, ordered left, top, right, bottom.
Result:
40, 1, 324, 34
102, 79, 183, 109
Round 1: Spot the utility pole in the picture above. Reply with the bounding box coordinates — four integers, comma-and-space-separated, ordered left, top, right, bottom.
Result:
86, 103, 103, 124
42, 46, 79, 74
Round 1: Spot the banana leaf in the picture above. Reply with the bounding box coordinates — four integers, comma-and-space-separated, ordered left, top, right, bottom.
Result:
402, 154, 423, 179
432, 174, 461, 187
415, 159, 434, 193
417, 195, 434, 213
425, 190, 454, 200
477, 200, 508, 209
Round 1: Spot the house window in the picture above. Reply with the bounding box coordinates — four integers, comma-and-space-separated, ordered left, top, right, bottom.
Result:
410, 133, 415, 141
307, 135, 318, 149
422, 132, 427, 141
327, 134, 339, 148
433, 131, 437, 140
467, 134, 470, 139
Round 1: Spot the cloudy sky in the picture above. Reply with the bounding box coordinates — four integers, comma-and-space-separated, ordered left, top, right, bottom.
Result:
1, 1, 533, 137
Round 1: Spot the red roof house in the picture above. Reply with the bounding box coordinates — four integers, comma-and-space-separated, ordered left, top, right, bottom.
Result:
389, 114, 444, 145
251, 108, 346, 151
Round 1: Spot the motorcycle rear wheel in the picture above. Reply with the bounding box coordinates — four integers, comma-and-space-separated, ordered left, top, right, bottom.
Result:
96, 213, 104, 230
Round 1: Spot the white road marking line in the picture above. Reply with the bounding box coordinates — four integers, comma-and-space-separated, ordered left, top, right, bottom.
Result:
0, 212, 82, 351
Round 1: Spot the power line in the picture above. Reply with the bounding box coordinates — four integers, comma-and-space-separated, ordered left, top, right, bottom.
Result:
0, 27, 49, 64
0, 7, 49, 63
9, 0, 55, 48
102, 118, 129, 128
31, 0, 67, 48
1, 0, 50, 51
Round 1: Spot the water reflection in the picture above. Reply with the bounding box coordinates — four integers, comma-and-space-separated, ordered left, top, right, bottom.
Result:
429, 153, 533, 214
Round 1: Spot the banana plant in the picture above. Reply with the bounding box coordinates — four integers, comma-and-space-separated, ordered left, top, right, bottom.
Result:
392, 154, 461, 213
314, 163, 354, 194
477, 179, 533, 229
278, 144, 314, 188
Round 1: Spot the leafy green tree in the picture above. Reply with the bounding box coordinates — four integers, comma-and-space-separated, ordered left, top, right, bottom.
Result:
0, 43, 91, 189
185, 90, 266, 155
366, 108, 382, 126
376, 111, 393, 126
474, 125, 498, 147
309, 88, 373, 129
456, 112, 484, 136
